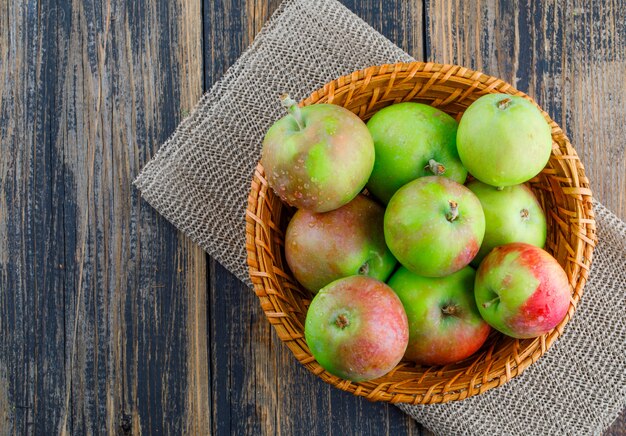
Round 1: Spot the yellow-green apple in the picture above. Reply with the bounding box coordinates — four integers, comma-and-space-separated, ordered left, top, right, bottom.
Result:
262, 95, 374, 212
388, 266, 490, 366
467, 180, 547, 265
366, 102, 467, 203
457, 94, 552, 187
304, 276, 409, 381
285, 194, 397, 293
475, 243, 571, 339
384, 176, 485, 277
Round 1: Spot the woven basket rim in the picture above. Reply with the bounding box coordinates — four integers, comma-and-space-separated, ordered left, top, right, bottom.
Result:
245, 61, 597, 404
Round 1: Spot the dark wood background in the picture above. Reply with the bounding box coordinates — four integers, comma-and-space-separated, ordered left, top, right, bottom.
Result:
1, 0, 624, 434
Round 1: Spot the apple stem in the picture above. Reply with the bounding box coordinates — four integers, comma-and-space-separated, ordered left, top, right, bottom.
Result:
482, 296, 501, 309
520, 208, 530, 221
441, 305, 459, 317
446, 200, 459, 222
335, 314, 350, 329
425, 159, 446, 176
496, 186, 504, 191
280, 93, 304, 130
358, 262, 369, 275
497, 97, 512, 110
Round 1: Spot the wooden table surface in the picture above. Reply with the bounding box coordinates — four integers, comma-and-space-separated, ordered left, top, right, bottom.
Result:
1, 0, 624, 434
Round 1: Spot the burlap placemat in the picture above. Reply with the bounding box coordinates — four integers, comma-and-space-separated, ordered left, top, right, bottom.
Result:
134, 0, 626, 434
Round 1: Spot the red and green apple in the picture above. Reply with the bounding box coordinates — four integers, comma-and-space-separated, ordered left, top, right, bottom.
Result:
384, 176, 485, 277
285, 194, 397, 293
474, 243, 571, 339
262, 95, 374, 212
388, 266, 490, 366
304, 276, 409, 382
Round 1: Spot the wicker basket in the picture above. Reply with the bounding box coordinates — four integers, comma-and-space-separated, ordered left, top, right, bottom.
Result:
245, 62, 596, 404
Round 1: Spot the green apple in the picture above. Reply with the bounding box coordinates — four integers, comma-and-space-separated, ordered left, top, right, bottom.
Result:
384, 176, 485, 277
457, 94, 552, 187
467, 180, 547, 265
475, 243, 571, 339
366, 102, 467, 203
388, 266, 490, 366
285, 194, 397, 293
304, 276, 409, 382
262, 95, 374, 212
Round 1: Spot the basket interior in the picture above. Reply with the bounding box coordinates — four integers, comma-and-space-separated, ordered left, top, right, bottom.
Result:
246, 62, 596, 404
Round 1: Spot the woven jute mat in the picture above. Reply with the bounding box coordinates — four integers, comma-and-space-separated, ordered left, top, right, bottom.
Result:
134, 1, 626, 434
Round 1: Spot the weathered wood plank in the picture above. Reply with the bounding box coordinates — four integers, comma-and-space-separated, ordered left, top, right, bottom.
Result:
0, 2, 70, 433
425, 1, 626, 434
0, 0, 207, 433
64, 0, 206, 433
340, 0, 425, 60
204, 1, 425, 435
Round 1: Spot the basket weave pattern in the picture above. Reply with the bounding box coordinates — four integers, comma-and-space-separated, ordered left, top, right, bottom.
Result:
245, 62, 596, 404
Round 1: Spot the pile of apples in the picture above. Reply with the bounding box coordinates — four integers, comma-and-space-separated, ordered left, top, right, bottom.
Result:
261, 93, 571, 382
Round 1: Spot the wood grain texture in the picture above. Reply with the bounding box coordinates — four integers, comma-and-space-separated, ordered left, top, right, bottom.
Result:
0, 0, 206, 433
204, 1, 426, 435
425, 1, 625, 433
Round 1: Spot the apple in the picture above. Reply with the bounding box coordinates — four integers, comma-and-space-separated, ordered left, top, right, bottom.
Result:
285, 194, 397, 293
262, 95, 374, 212
366, 102, 467, 203
467, 180, 547, 266
474, 243, 571, 339
304, 276, 409, 381
387, 266, 490, 366
457, 94, 552, 187
384, 176, 485, 277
